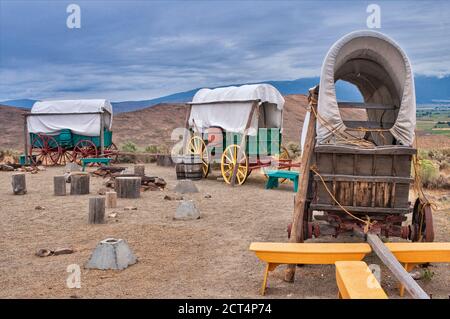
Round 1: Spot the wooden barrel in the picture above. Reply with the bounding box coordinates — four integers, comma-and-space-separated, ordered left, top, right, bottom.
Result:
176, 162, 186, 180
184, 155, 202, 180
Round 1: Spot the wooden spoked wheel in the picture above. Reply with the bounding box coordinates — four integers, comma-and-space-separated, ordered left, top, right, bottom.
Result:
104, 143, 119, 163
73, 140, 98, 165
411, 198, 434, 242
221, 144, 248, 185
58, 149, 74, 165
187, 136, 210, 178
30, 134, 61, 166
262, 145, 291, 183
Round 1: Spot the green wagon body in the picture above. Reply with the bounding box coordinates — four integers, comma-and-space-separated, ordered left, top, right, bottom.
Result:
29, 128, 113, 149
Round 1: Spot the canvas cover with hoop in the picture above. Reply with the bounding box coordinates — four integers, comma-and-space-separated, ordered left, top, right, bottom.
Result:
27, 99, 113, 136
189, 84, 285, 136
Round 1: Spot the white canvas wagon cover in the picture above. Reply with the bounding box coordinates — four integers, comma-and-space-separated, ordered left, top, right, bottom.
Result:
27, 99, 113, 136
316, 30, 416, 146
189, 84, 285, 136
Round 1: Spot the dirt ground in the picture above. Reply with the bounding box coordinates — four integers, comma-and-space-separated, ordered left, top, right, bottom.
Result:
0, 163, 449, 299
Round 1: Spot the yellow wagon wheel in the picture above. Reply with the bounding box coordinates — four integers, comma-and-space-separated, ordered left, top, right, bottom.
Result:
221, 144, 249, 185
262, 145, 291, 183
187, 136, 210, 178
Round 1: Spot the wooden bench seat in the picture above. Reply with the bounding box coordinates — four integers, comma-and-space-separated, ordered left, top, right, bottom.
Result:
249, 242, 371, 295
335, 261, 388, 299
265, 170, 299, 192
81, 157, 112, 171
385, 242, 450, 297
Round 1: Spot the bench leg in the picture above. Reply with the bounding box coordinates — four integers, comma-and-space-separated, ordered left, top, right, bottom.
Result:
399, 263, 416, 297
293, 177, 298, 192
261, 264, 270, 296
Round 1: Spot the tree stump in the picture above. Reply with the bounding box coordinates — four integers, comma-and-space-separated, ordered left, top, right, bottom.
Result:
106, 191, 117, 208
88, 197, 105, 224
11, 173, 27, 195
70, 173, 90, 195
53, 176, 66, 196
115, 177, 141, 198
134, 164, 145, 176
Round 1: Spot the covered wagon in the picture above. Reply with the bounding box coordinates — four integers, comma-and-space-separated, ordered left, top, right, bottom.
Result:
185, 84, 295, 185
25, 99, 117, 165
296, 30, 433, 242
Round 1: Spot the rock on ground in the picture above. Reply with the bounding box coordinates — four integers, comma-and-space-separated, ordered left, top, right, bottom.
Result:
174, 200, 200, 220
173, 180, 199, 194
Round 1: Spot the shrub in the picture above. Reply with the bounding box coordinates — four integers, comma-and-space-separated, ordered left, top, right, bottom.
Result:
417, 159, 439, 188
285, 142, 302, 159
121, 141, 138, 153
145, 145, 158, 154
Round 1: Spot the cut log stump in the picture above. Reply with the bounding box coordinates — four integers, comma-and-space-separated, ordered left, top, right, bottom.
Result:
134, 164, 145, 176
106, 191, 117, 208
70, 173, 90, 195
12, 173, 27, 195
115, 177, 141, 198
53, 176, 66, 196
88, 197, 105, 224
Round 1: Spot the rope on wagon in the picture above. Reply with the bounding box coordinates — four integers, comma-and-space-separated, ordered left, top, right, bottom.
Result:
310, 164, 376, 233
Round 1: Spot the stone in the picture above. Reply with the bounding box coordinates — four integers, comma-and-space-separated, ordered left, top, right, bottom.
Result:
173, 180, 199, 194
0, 164, 14, 171
204, 194, 212, 199
174, 200, 200, 220
85, 238, 137, 270
124, 206, 137, 211
34, 205, 45, 210
164, 195, 184, 201
35, 248, 53, 257
108, 212, 118, 218
64, 163, 82, 173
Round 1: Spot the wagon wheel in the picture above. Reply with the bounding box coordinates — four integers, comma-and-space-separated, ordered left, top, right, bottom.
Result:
411, 198, 434, 242
221, 144, 248, 185
187, 136, 210, 178
58, 148, 74, 165
262, 145, 291, 183
30, 134, 61, 166
72, 140, 98, 165
104, 143, 119, 164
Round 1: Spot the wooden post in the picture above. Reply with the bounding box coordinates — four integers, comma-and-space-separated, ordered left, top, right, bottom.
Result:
134, 164, 145, 176
23, 115, 28, 162
182, 104, 193, 154
115, 177, 141, 198
88, 197, 105, 224
284, 86, 318, 282
53, 176, 66, 196
106, 191, 117, 208
367, 234, 429, 299
100, 112, 105, 156
70, 173, 90, 195
231, 101, 259, 186
12, 173, 27, 195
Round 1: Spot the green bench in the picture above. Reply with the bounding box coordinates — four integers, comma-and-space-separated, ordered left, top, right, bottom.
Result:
265, 170, 299, 192
81, 158, 112, 171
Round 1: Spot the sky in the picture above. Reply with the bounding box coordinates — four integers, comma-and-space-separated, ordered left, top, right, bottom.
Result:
0, 0, 449, 101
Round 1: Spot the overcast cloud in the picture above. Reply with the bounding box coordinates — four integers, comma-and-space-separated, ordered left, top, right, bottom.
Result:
0, 0, 449, 101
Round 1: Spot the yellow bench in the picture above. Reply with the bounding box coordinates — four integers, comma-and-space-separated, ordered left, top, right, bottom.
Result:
249, 242, 371, 295
335, 261, 388, 299
385, 242, 450, 297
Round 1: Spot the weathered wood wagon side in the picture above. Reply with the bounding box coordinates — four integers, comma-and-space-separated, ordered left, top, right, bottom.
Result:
24, 99, 117, 165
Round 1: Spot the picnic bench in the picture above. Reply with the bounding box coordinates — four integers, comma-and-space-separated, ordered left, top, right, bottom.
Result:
385, 242, 450, 296
265, 170, 299, 192
335, 261, 388, 299
249, 242, 371, 295
81, 157, 112, 171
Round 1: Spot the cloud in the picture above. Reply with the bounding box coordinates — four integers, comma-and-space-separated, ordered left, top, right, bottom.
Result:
0, 0, 449, 100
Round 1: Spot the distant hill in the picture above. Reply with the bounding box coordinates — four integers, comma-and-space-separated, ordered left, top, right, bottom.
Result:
1, 75, 449, 112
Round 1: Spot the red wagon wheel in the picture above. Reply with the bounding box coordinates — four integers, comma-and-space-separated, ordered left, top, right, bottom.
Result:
58, 148, 74, 165
73, 140, 98, 165
30, 134, 61, 166
104, 143, 119, 163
